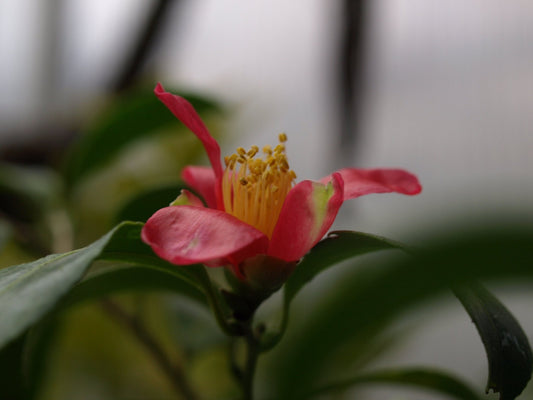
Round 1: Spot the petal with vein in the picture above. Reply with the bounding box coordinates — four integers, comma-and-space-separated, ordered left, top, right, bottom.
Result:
141, 206, 268, 267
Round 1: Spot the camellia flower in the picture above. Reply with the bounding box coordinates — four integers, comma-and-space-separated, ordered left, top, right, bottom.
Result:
141, 83, 421, 286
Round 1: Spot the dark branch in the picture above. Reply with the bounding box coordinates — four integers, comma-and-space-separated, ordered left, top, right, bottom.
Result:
112, 0, 178, 92
337, 0, 369, 160
101, 299, 198, 400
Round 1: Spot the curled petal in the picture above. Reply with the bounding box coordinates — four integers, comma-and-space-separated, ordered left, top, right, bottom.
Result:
141, 206, 269, 267
154, 83, 223, 179
170, 189, 205, 207
181, 166, 218, 208
268, 173, 344, 262
321, 168, 422, 200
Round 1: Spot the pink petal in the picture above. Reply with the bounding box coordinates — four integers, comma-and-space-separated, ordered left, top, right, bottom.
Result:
181, 166, 218, 209
321, 168, 422, 200
170, 189, 205, 207
268, 173, 344, 262
154, 83, 223, 180
141, 206, 269, 267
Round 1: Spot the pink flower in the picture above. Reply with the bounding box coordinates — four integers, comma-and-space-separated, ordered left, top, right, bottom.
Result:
141, 83, 421, 283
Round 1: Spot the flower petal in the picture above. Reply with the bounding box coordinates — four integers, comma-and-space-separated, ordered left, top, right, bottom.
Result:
141, 205, 269, 267
181, 166, 218, 208
268, 173, 344, 262
154, 83, 223, 179
321, 168, 422, 200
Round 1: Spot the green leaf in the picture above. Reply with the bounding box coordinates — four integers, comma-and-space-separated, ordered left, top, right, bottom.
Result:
61, 265, 207, 309
0, 250, 106, 350
63, 87, 220, 187
454, 283, 533, 400
266, 224, 533, 399
0, 222, 208, 349
307, 368, 483, 400
114, 183, 190, 223
260, 231, 402, 349
285, 230, 403, 304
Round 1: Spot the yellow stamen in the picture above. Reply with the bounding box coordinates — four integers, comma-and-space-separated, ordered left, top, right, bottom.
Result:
222, 134, 296, 239
247, 145, 259, 157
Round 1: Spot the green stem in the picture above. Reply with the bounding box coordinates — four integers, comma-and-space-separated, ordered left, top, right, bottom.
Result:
202, 274, 241, 336
242, 326, 260, 400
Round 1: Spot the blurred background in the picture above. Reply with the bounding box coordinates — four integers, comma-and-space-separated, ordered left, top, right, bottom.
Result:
1, 0, 532, 399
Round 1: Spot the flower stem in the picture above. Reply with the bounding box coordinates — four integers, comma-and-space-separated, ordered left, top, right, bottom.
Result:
100, 299, 198, 400
242, 326, 260, 400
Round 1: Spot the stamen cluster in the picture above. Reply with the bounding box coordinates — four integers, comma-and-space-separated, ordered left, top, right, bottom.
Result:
222, 133, 297, 239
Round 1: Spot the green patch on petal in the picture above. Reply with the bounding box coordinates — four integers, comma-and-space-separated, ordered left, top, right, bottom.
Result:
169, 189, 204, 207
310, 181, 336, 237
170, 192, 191, 207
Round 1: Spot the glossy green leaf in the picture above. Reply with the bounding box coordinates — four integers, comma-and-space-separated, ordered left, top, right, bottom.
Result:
267, 225, 533, 399
61, 265, 207, 309
0, 222, 208, 349
307, 368, 483, 400
454, 283, 533, 400
285, 230, 403, 304
260, 231, 402, 349
64, 87, 220, 187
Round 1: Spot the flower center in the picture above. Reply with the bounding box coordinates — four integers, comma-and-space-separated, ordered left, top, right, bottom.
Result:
222, 133, 297, 239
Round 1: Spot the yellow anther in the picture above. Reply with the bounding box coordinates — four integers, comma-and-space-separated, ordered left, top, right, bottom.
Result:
221, 133, 296, 239
225, 154, 238, 168
248, 145, 259, 157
